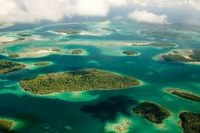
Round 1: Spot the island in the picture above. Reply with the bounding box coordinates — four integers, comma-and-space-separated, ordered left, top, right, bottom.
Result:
0, 36, 24, 44
133, 101, 170, 124
130, 42, 176, 48
0, 60, 26, 74
71, 49, 84, 55
53, 29, 81, 35
148, 42, 176, 47
34, 61, 51, 67
101, 27, 118, 32
0, 119, 14, 132
0, 23, 13, 29
166, 88, 200, 103
51, 48, 61, 52
122, 51, 138, 56
179, 112, 200, 133
7, 47, 61, 58
140, 30, 193, 40
8, 53, 20, 58
157, 49, 200, 64
19, 69, 140, 94
17, 33, 32, 37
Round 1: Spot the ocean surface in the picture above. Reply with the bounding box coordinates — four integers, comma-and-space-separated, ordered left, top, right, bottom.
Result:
0, 20, 200, 133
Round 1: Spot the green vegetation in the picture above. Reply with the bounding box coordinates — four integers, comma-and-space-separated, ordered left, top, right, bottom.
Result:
149, 42, 176, 47
51, 48, 61, 52
179, 112, 200, 133
166, 89, 200, 103
161, 54, 189, 62
189, 49, 200, 62
0, 60, 25, 74
19, 69, 140, 94
133, 101, 170, 124
71, 49, 84, 55
161, 49, 200, 63
34, 61, 51, 67
131, 42, 175, 47
102, 28, 117, 32
54, 29, 80, 35
8, 54, 20, 58
0, 119, 14, 132
140, 30, 193, 40
122, 51, 138, 56
17, 33, 32, 37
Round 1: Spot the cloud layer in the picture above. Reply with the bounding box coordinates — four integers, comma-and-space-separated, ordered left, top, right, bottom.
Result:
0, 0, 199, 24
0, 0, 121, 23
128, 10, 168, 24
131, 0, 200, 11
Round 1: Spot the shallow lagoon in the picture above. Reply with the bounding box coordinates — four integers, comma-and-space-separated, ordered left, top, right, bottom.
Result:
0, 20, 200, 133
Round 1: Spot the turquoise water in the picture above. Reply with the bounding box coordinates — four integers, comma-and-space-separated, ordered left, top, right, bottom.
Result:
0, 21, 200, 133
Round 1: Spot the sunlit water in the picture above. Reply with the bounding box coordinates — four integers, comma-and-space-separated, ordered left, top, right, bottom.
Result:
0, 20, 200, 133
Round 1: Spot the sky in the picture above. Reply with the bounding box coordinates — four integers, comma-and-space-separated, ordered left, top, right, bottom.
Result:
0, 0, 200, 25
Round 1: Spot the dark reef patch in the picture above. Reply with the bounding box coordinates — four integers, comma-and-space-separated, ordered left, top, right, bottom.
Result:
81, 95, 138, 122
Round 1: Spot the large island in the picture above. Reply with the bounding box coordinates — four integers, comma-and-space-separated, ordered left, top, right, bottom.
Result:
19, 69, 140, 94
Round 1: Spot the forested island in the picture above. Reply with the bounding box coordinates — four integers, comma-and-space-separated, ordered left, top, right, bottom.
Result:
20, 69, 140, 94
140, 30, 193, 40
166, 88, 200, 103
158, 49, 200, 64
71, 49, 84, 55
0, 60, 25, 74
0, 119, 14, 132
53, 29, 81, 35
179, 112, 200, 133
34, 61, 51, 67
122, 51, 138, 56
131, 42, 176, 47
133, 101, 170, 124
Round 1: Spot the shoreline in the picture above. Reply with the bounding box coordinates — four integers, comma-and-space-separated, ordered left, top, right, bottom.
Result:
18, 69, 143, 95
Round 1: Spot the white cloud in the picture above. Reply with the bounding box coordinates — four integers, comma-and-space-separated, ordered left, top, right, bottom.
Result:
131, 0, 200, 11
0, 0, 127, 23
128, 10, 168, 24
188, 0, 200, 11
109, 0, 129, 6
0, 0, 199, 23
